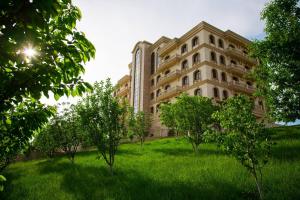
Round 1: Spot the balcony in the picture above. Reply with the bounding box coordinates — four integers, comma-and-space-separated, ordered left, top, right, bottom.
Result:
229, 81, 255, 94
157, 70, 181, 87
116, 86, 130, 96
253, 105, 264, 117
225, 47, 256, 64
158, 39, 179, 57
227, 63, 249, 75
157, 86, 182, 101
157, 54, 180, 73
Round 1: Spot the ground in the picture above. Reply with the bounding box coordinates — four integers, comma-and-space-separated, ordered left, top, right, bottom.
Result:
1, 125, 300, 200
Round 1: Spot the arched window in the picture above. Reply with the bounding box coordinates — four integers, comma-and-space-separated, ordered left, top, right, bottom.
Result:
182, 59, 188, 70
182, 76, 189, 86
218, 39, 224, 48
220, 55, 225, 65
181, 44, 187, 54
194, 88, 202, 96
245, 65, 251, 71
156, 89, 161, 97
151, 52, 155, 74
165, 55, 170, 60
258, 100, 264, 110
156, 104, 160, 113
150, 106, 154, 114
209, 34, 215, 44
165, 70, 170, 75
212, 69, 218, 79
192, 36, 199, 47
210, 51, 216, 62
223, 90, 228, 100
213, 87, 219, 98
221, 72, 227, 82
156, 75, 161, 83
165, 85, 171, 91
150, 92, 154, 100
232, 76, 239, 82
193, 70, 201, 81
193, 53, 200, 64
229, 44, 235, 49
231, 60, 237, 65
247, 81, 253, 88
151, 79, 154, 86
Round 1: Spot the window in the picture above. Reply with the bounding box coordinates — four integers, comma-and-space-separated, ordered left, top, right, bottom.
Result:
223, 90, 228, 100
165, 55, 170, 60
125, 83, 128, 88
181, 44, 187, 54
151, 52, 155, 74
247, 81, 253, 87
218, 39, 224, 48
165, 70, 170, 75
210, 51, 216, 62
150, 92, 154, 100
150, 106, 154, 114
193, 70, 201, 81
193, 53, 200, 64
232, 76, 239, 82
156, 89, 161, 97
221, 72, 227, 82
258, 100, 264, 110
194, 88, 202, 96
243, 50, 248, 55
231, 60, 237, 65
165, 85, 170, 90
182, 76, 189, 86
182, 59, 188, 70
156, 75, 161, 83
220, 55, 225, 65
192, 36, 199, 47
213, 87, 219, 98
151, 79, 154, 86
212, 69, 218, 79
156, 104, 160, 113
229, 44, 235, 49
245, 65, 251, 71
209, 34, 215, 44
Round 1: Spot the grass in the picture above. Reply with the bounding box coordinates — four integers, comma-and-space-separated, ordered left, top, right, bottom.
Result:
1, 125, 300, 200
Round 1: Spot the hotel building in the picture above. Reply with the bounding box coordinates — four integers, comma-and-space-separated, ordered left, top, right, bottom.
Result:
116, 21, 265, 136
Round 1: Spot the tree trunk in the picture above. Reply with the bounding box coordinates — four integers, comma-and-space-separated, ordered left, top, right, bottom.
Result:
109, 164, 113, 176
253, 170, 263, 200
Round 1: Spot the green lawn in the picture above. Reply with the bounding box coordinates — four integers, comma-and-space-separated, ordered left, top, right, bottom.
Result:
1, 125, 300, 200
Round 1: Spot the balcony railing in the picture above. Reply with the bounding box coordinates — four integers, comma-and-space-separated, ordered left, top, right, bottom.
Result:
229, 81, 255, 94
226, 47, 256, 64
157, 54, 180, 73
157, 86, 182, 101
116, 86, 130, 96
227, 63, 249, 75
157, 70, 181, 87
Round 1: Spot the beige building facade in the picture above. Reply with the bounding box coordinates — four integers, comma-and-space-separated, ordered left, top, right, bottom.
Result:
116, 21, 265, 136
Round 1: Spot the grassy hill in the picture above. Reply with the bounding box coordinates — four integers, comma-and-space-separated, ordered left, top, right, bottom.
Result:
1, 125, 300, 200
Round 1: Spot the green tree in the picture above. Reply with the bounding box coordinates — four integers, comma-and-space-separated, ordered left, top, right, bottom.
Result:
128, 109, 150, 147
77, 80, 127, 175
160, 102, 180, 138
212, 95, 272, 200
249, 0, 300, 122
160, 94, 216, 153
0, 175, 5, 192
0, 0, 95, 186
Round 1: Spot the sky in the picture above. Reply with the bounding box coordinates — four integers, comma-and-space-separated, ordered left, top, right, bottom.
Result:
42, 0, 269, 105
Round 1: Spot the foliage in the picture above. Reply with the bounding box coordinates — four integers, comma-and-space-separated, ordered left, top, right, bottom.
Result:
159, 94, 216, 153
128, 109, 151, 146
212, 95, 272, 200
77, 79, 127, 174
160, 102, 180, 137
0, 0, 95, 187
249, 0, 300, 122
0, 175, 5, 192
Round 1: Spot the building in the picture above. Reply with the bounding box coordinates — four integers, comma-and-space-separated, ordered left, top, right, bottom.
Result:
116, 21, 265, 137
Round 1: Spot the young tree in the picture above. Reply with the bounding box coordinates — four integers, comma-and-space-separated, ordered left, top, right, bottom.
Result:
212, 95, 272, 200
160, 94, 216, 153
77, 80, 127, 175
160, 102, 180, 138
0, 0, 95, 185
128, 110, 150, 147
249, 0, 300, 122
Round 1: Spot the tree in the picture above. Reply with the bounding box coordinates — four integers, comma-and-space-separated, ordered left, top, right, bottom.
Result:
159, 94, 216, 153
0, 0, 94, 187
212, 95, 272, 200
160, 102, 180, 138
77, 80, 127, 175
0, 175, 5, 192
128, 109, 150, 147
58, 105, 87, 163
249, 0, 300, 122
